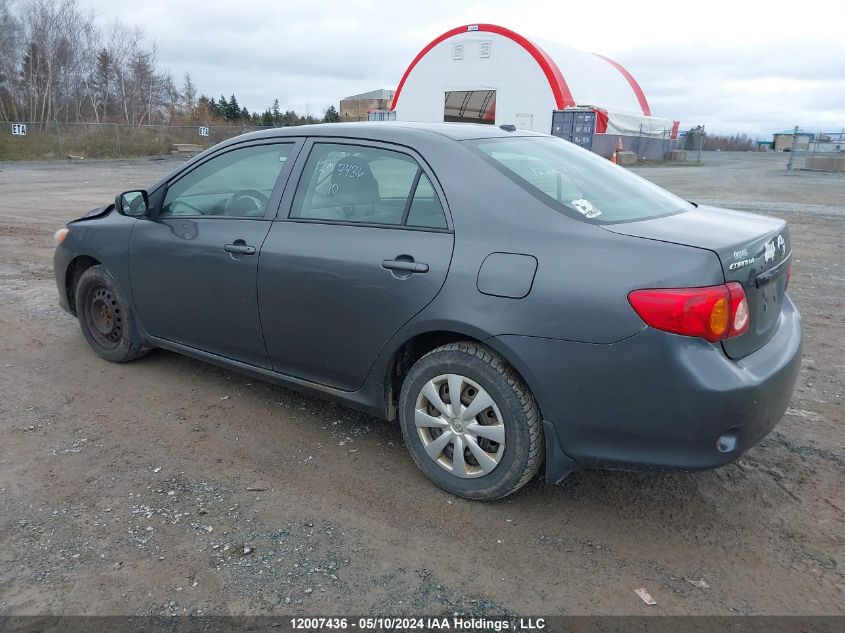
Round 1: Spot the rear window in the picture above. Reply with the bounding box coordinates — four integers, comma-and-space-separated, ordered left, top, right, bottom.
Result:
468, 136, 692, 224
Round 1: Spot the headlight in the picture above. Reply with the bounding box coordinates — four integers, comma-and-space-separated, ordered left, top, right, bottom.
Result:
54, 227, 69, 245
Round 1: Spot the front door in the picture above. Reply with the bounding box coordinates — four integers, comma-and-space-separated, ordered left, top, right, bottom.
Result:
258, 140, 455, 390
129, 141, 299, 368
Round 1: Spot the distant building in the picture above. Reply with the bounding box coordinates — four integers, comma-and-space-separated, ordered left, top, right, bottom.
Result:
772, 129, 813, 151
340, 89, 395, 122
387, 23, 680, 160
810, 131, 845, 153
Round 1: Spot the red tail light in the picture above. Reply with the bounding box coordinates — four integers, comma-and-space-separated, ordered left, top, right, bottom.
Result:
628, 283, 749, 342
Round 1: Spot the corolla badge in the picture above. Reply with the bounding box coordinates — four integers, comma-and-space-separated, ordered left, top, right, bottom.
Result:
729, 247, 754, 270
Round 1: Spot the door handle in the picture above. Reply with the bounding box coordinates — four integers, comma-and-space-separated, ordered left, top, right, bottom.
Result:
224, 243, 256, 255
382, 259, 429, 273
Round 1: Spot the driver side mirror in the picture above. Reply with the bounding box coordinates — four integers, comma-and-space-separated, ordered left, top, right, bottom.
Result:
115, 190, 149, 217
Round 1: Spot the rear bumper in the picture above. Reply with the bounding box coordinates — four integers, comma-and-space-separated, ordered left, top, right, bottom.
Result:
489, 295, 802, 474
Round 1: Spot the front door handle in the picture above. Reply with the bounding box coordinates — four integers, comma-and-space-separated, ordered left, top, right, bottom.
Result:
224, 242, 256, 255
382, 258, 429, 274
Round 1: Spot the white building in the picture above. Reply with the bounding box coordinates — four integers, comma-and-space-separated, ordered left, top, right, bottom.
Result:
390, 23, 678, 143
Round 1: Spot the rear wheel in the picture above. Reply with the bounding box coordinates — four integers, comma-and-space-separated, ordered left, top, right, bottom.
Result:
398, 342, 543, 500
75, 265, 148, 363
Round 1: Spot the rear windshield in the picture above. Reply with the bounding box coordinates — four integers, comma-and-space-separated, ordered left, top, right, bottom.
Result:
468, 136, 692, 224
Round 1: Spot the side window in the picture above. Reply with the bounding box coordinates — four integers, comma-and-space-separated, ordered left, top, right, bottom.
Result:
291, 143, 419, 225
161, 144, 293, 218
406, 173, 447, 229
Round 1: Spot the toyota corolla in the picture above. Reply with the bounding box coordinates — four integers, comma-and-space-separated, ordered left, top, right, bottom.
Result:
53, 122, 801, 500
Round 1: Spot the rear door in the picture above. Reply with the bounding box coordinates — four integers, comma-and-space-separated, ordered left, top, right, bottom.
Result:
257, 139, 454, 391
129, 140, 301, 368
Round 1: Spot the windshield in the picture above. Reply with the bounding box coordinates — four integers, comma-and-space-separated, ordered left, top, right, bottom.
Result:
468, 136, 692, 224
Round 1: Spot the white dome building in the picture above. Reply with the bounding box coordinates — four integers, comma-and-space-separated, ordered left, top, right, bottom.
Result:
389, 24, 679, 155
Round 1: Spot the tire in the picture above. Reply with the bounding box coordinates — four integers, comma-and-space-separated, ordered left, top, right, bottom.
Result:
74, 265, 149, 363
398, 341, 543, 500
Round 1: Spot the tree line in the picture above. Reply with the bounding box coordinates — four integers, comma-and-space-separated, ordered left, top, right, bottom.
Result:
703, 132, 756, 151
0, 0, 339, 128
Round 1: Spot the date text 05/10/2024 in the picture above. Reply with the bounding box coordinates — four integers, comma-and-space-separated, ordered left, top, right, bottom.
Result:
289, 617, 547, 631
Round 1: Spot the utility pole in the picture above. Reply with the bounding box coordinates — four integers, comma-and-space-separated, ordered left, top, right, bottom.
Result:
787, 125, 799, 170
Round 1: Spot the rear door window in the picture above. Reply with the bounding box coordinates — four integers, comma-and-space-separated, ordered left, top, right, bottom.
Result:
290, 143, 447, 228
406, 174, 447, 229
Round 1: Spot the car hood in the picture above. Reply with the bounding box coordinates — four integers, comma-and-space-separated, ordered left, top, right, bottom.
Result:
70, 203, 114, 223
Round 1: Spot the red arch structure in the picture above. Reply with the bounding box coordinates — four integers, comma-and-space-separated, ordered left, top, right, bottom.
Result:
390, 24, 651, 117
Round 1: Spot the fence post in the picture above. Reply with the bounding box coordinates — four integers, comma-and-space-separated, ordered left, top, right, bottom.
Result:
696, 128, 704, 163
54, 120, 64, 157
787, 125, 798, 170
114, 123, 122, 158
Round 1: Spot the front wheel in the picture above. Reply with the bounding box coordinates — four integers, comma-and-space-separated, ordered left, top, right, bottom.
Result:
398, 342, 543, 500
75, 265, 148, 363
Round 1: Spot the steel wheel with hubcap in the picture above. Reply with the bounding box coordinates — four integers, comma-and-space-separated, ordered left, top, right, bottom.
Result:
399, 341, 543, 500
415, 373, 506, 478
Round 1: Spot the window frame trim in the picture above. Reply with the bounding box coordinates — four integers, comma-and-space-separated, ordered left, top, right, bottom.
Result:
152, 138, 305, 221
275, 137, 453, 232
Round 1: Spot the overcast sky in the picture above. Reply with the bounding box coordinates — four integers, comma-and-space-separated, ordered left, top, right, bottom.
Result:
77, 0, 845, 137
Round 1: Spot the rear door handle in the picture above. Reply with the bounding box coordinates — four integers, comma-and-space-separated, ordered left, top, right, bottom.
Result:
382, 259, 429, 273
224, 243, 256, 255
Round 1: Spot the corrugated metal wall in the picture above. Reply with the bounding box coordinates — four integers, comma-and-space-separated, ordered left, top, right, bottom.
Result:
590, 134, 678, 160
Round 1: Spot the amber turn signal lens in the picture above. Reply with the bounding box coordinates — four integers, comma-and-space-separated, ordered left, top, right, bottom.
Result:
54, 227, 69, 245
709, 297, 729, 338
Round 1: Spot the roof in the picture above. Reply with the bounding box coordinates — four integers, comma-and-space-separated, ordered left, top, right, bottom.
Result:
391, 23, 651, 116
214, 122, 543, 150
773, 129, 812, 135
151, 121, 539, 192
342, 89, 395, 101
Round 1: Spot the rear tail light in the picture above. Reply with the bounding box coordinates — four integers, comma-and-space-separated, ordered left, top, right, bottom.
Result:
628, 283, 749, 342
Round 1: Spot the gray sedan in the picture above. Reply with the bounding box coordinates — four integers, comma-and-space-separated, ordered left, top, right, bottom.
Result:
53, 122, 801, 500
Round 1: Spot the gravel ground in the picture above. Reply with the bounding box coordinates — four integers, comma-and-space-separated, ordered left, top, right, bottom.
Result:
0, 150, 842, 616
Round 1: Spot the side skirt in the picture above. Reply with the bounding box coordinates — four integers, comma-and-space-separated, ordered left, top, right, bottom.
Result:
146, 335, 388, 420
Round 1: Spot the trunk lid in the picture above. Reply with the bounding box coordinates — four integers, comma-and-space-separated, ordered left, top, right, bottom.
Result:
604, 205, 791, 359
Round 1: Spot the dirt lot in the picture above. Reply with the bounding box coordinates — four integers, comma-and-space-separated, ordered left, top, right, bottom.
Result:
0, 151, 842, 616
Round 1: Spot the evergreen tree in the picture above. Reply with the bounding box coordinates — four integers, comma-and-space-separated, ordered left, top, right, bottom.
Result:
322, 105, 340, 123
271, 99, 281, 126
227, 94, 240, 120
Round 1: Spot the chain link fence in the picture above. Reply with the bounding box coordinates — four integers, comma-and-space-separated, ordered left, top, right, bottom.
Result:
0, 122, 276, 161
591, 130, 686, 163
785, 130, 845, 172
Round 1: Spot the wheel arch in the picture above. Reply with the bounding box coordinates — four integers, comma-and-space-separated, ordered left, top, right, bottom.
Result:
382, 326, 539, 424
65, 255, 102, 316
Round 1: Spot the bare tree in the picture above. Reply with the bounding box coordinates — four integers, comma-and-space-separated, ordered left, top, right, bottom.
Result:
181, 72, 196, 119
